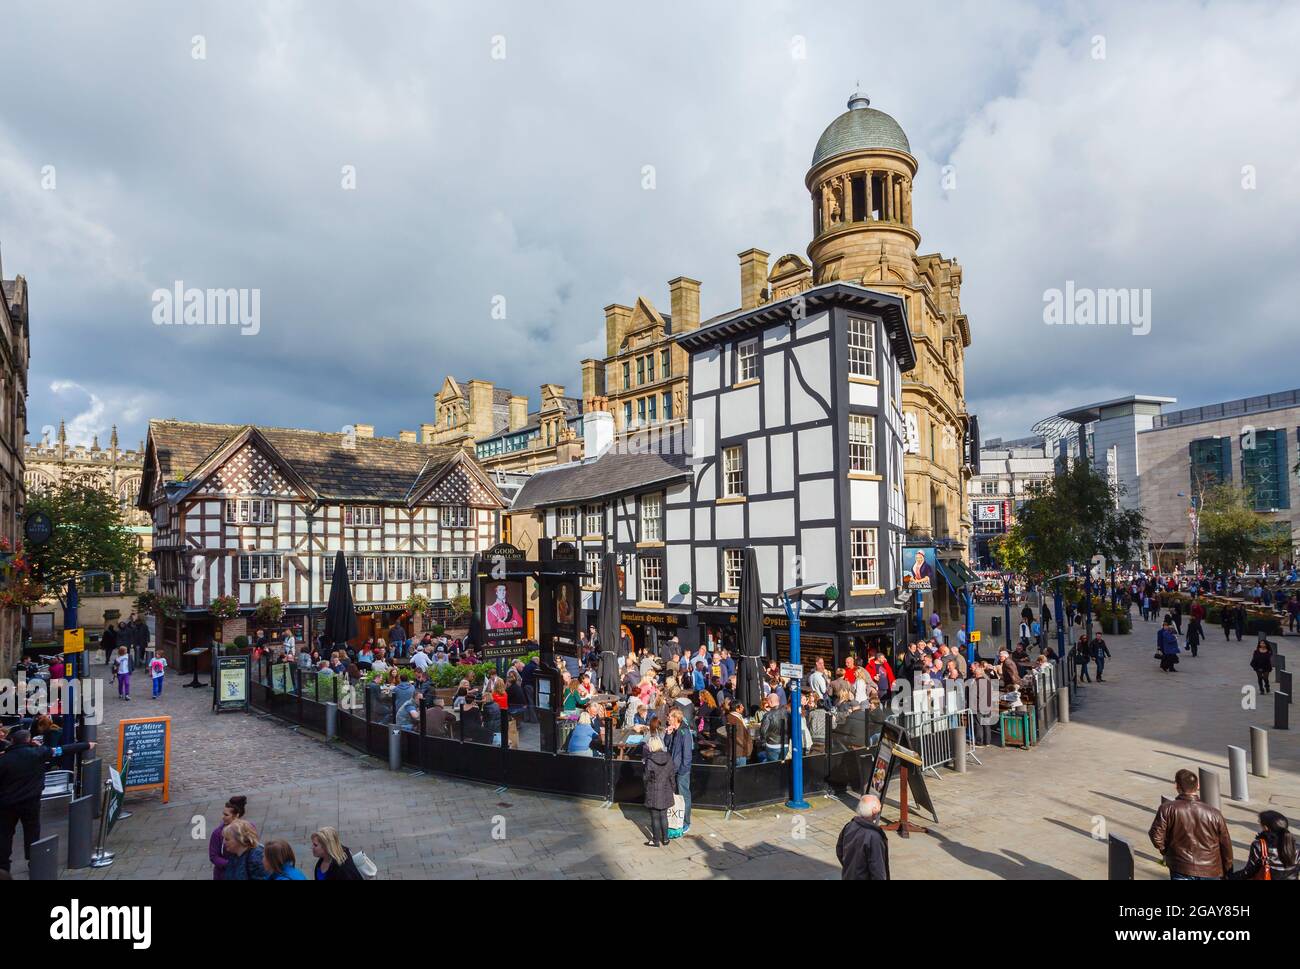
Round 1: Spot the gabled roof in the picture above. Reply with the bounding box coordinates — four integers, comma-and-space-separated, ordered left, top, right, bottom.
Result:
141, 419, 505, 509
676, 282, 916, 372
511, 450, 690, 511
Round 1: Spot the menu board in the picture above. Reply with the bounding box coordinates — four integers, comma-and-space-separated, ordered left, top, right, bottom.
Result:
270, 662, 291, 695
214, 654, 251, 713
117, 717, 170, 803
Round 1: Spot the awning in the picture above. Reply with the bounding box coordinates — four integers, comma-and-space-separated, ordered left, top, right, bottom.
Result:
934, 558, 969, 597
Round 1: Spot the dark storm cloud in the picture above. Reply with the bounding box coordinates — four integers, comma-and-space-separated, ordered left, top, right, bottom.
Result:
1, 0, 1296, 446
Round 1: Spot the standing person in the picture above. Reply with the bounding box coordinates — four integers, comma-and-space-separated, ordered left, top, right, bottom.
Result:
1148, 770, 1233, 880
665, 707, 693, 835
114, 645, 132, 701
836, 793, 890, 880
1229, 811, 1298, 880
641, 735, 674, 848
149, 648, 168, 699
1221, 606, 1234, 641
1090, 631, 1112, 682
311, 826, 363, 880
1072, 636, 1092, 682
210, 795, 254, 880
1251, 643, 1274, 694
0, 731, 95, 872
1186, 615, 1202, 658
1157, 619, 1181, 673
100, 622, 118, 668
221, 820, 268, 880
1171, 601, 1183, 635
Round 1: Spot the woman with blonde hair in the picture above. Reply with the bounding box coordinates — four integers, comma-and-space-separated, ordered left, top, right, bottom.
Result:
222, 819, 268, 880
310, 826, 363, 880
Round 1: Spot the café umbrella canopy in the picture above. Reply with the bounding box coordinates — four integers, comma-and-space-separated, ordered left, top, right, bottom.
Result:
597, 552, 622, 694
737, 546, 765, 713
647, 624, 662, 662
323, 551, 358, 648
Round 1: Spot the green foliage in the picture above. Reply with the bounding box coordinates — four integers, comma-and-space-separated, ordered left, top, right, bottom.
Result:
233, 635, 250, 649
254, 596, 284, 623
136, 591, 183, 619
1005, 460, 1145, 578
405, 592, 430, 614
209, 594, 240, 620
1198, 484, 1279, 572
450, 593, 471, 617
26, 482, 141, 603
988, 531, 1029, 574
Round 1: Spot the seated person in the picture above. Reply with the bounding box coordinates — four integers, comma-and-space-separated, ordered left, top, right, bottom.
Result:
567, 711, 597, 756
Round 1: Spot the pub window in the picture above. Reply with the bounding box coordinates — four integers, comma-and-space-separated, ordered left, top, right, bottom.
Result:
238, 554, 283, 582
847, 318, 875, 378
639, 555, 663, 603
585, 550, 602, 587
226, 498, 274, 524
723, 446, 745, 498
640, 492, 663, 542
736, 339, 759, 383
440, 505, 470, 528
849, 414, 875, 473
386, 556, 410, 582
723, 548, 743, 593
344, 506, 381, 527
557, 506, 578, 537
850, 527, 879, 589
584, 504, 603, 536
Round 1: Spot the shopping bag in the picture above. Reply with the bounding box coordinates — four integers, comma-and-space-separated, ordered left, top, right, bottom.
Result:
352, 850, 379, 879
666, 794, 686, 837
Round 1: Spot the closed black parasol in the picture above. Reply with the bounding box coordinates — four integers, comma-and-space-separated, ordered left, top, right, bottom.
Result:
597, 552, 622, 694
323, 550, 358, 649
736, 546, 765, 714
465, 553, 483, 649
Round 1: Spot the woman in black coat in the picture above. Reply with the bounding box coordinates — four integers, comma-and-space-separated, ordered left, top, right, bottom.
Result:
641, 735, 676, 848
1250, 643, 1273, 694
311, 826, 364, 880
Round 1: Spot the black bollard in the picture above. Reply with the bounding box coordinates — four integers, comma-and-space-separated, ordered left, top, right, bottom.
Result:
67, 794, 95, 869
81, 758, 103, 817
28, 834, 60, 880
1279, 670, 1293, 705
1275, 691, 1290, 730
1276, 653, 1287, 671
1108, 834, 1134, 880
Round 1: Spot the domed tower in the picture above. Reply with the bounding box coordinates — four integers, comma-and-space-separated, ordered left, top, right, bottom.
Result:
805, 92, 975, 575
806, 92, 918, 287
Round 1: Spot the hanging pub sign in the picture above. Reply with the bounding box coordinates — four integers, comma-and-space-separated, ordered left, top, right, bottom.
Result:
213, 653, 251, 713
553, 541, 578, 560
485, 542, 524, 563
480, 577, 526, 643
902, 546, 936, 590
24, 511, 54, 546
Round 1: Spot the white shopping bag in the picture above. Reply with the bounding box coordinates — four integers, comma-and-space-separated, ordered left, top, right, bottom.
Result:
667, 794, 686, 830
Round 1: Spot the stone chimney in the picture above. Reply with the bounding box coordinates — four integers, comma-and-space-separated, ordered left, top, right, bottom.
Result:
352, 424, 375, 439
398, 430, 417, 443
467, 379, 495, 439
604, 304, 632, 359
668, 276, 701, 333
509, 394, 529, 431
581, 358, 606, 407
738, 248, 770, 310
420, 423, 436, 444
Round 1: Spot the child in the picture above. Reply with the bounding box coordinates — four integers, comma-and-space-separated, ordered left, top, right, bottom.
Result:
149, 648, 168, 699
115, 645, 132, 701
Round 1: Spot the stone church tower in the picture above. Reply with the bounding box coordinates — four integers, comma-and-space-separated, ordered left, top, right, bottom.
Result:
805, 92, 974, 559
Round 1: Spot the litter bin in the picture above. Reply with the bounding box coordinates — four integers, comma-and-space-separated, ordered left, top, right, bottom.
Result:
991, 615, 1002, 637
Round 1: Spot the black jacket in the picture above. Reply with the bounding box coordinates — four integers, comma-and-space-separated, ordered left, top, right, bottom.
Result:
641, 748, 676, 810
0, 741, 92, 806
315, 847, 363, 880
1250, 650, 1274, 673
836, 816, 890, 880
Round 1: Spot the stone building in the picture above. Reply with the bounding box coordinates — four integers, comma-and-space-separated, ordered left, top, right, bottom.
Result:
967, 436, 1055, 567
24, 423, 153, 635
0, 258, 29, 671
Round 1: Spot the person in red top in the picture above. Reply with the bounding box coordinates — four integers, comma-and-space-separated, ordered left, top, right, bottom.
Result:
865, 652, 896, 692
1190, 600, 1206, 623
844, 656, 859, 683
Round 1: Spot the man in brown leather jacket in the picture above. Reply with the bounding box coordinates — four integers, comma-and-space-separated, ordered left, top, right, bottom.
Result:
1148, 769, 1233, 879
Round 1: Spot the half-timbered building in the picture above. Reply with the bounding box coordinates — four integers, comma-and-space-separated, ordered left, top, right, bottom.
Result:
511, 283, 916, 669
139, 420, 505, 661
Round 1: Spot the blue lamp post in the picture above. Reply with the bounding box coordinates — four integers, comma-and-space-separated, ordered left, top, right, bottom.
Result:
781, 581, 825, 811
1003, 576, 1012, 651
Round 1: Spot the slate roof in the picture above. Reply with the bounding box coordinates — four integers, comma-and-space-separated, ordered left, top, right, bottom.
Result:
511, 449, 690, 510
811, 94, 911, 168
144, 419, 503, 506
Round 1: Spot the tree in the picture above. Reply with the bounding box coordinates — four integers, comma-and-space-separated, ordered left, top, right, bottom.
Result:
25, 482, 141, 607
988, 530, 1029, 575
1198, 483, 1280, 572
1002, 460, 1145, 579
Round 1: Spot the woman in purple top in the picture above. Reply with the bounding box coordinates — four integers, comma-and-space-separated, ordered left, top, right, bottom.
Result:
210, 795, 255, 879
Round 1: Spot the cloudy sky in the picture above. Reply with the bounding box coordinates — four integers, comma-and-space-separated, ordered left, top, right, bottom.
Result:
2, 0, 1297, 450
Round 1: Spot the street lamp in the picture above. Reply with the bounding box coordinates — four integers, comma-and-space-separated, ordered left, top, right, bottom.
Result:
781, 581, 825, 811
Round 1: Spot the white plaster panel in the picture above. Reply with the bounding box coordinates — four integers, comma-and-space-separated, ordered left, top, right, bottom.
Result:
748, 498, 794, 538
